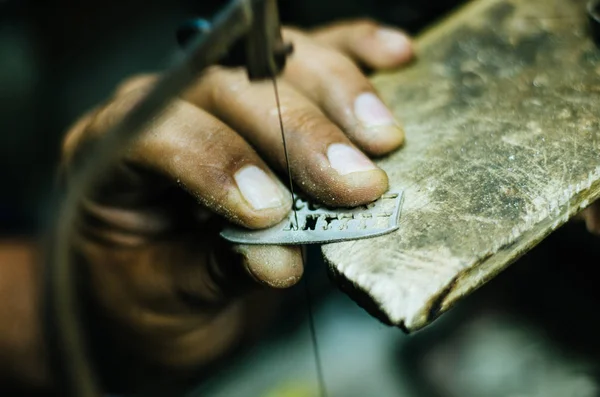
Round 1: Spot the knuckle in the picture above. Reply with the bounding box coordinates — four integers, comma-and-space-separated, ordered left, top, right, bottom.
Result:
282, 106, 346, 149
320, 50, 360, 76
283, 106, 331, 136
310, 50, 373, 93
200, 67, 250, 111
88, 95, 188, 167
200, 142, 254, 177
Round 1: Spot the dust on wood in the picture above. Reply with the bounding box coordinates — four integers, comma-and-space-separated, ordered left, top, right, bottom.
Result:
322, 0, 600, 332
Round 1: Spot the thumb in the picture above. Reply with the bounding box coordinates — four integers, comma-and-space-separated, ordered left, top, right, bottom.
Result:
175, 235, 304, 306
233, 245, 304, 289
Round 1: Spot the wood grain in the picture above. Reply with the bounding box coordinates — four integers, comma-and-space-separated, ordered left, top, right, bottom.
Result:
322, 0, 600, 332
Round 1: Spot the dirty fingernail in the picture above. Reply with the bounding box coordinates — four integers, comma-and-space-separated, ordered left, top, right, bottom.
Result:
355, 92, 397, 127
376, 28, 412, 56
354, 92, 404, 145
234, 166, 287, 210
327, 143, 378, 175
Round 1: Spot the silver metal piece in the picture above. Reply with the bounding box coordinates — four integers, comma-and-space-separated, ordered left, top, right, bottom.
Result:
221, 190, 404, 245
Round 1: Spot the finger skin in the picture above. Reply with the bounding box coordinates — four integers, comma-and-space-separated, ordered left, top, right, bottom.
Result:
77, 233, 246, 371
66, 77, 306, 300
72, 87, 292, 230
234, 245, 303, 288
63, 80, 304, 374
283, 29, 405, 156
54, 19, 416, 391
77, 218, 303, 376
311, 19, 414, 70
582, 202, 600, 235
184, 69, 389, 207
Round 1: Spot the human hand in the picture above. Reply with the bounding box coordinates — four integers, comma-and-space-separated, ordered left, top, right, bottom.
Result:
61, 20, 413, 390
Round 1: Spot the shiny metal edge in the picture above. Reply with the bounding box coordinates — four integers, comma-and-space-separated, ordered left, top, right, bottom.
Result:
220, 190, 404, 245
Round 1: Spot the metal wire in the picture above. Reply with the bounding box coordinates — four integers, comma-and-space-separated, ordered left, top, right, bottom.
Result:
302, 248, 328, 397
272, 77, 300, 230
272, 69, 326, 396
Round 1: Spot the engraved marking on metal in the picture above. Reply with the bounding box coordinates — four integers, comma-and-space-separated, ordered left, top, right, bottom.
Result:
220, 190, 404, 245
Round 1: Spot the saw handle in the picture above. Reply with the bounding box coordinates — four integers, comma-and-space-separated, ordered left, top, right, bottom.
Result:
177, 0, 294, 80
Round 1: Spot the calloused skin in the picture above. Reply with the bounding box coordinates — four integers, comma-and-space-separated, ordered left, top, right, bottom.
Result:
1, 19, 599, 395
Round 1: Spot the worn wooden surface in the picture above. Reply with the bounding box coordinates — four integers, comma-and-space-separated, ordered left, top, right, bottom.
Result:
322, 0, 600, 332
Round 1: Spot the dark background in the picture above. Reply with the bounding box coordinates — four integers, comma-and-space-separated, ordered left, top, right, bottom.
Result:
3, 2, 600, 396
0, 0, 465, 235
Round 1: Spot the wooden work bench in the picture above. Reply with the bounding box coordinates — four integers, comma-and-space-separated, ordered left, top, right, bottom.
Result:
323, 0, 600, 332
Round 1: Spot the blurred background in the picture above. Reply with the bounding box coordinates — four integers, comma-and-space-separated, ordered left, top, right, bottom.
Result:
2, 0, 600, 396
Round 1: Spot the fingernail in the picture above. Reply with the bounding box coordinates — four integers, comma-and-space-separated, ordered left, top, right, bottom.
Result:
354, 92, 398, 127
376, 28, 412, 56
234, 166, 287, 210
327, 143, 378, 176
355, 93, 405, 151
